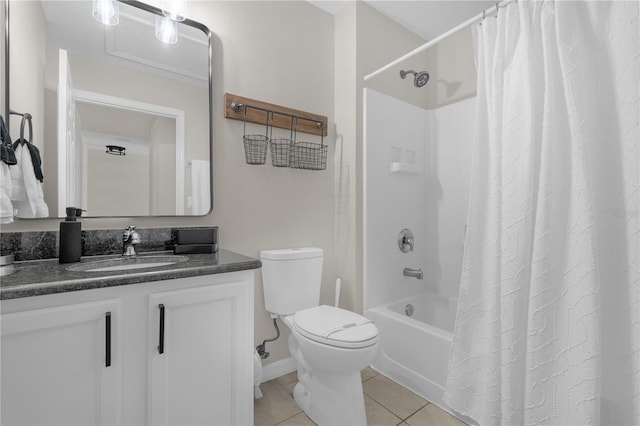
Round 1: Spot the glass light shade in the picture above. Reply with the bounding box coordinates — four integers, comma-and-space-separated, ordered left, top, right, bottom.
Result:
156, 16, 178, 45
163, 0, 186, 22
92, 0, 119, 26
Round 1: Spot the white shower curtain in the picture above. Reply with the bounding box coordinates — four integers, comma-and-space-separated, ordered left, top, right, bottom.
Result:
444, 1, 639, 425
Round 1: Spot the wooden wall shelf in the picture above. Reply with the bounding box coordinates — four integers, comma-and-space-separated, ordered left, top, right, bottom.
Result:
224, 93, 328, 137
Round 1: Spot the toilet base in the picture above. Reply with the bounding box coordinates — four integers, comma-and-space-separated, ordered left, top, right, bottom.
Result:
293, 370, 366, 426
287, 334, 368, 425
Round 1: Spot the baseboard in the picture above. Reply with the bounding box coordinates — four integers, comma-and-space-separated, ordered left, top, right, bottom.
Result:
261, 356, 297, 383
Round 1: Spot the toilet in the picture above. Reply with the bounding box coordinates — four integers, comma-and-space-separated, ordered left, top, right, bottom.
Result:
260, 247, 379, 426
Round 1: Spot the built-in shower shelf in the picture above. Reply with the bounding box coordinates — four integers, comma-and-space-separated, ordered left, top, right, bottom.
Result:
390, 162, 419, 175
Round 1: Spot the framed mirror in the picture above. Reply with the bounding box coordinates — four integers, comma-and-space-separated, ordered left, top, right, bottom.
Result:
5, 0, 212, 218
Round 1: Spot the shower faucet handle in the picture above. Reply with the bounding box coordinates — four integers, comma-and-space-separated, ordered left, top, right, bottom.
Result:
403, 236, 414, 248
398, 229, 414, 253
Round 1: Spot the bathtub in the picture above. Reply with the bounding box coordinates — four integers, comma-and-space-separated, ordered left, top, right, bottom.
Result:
365, 293, 457, 413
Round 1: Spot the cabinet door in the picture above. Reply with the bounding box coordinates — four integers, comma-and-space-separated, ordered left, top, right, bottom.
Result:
1, 299, 122, 425
148, 279, 252, 426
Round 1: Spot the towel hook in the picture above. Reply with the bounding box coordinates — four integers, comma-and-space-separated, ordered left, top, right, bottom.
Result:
19, 113, 32, 144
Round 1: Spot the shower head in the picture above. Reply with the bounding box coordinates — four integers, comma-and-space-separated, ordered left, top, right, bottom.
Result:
400, 69, 430, 87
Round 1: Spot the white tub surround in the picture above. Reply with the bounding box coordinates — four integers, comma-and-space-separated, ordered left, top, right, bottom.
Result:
363, 89, 475, 420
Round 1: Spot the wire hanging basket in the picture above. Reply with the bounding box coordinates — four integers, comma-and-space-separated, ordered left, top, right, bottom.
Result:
289, 122, 327, 171
242, 107, 271, 165
269, 139, 291, 167
269, 117, 296, 167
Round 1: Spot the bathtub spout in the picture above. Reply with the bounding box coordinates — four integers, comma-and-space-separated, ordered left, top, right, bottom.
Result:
403, 267, 423, 280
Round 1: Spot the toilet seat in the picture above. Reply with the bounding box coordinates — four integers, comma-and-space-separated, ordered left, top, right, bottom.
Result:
293, 305, 378, 349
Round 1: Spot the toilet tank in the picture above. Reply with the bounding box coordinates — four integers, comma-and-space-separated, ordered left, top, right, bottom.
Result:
260, 248, 323, 315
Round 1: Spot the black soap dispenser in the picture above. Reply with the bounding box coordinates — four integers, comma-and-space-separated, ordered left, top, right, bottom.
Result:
59, 207, 83, 264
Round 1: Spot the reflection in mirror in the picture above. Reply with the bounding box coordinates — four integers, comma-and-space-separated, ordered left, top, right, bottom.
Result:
7, 0, 212, 218
73, 97, 180, 216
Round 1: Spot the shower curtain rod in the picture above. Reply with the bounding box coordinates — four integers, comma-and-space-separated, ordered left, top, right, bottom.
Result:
363, 0, 516, 82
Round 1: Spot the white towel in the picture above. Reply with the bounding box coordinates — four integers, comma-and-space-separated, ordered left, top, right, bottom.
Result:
191, 160, 210, 215
10, 144, 26, 203
0, 162, 14, 224
10, 144, 49, 218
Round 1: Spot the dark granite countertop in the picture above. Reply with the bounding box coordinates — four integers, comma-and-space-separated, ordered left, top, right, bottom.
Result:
0, 249, 261, 300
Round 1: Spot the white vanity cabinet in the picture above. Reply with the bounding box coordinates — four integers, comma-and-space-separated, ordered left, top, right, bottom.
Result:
1, 299, 122, 426
147, 281, 253, 426
0, 271, 254, 426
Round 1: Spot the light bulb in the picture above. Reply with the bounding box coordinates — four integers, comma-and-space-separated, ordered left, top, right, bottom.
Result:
156, 16, 178, 45
92, 0, 119, 26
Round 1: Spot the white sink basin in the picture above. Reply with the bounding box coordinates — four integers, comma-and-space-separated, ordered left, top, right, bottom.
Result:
67, 255, 189, 273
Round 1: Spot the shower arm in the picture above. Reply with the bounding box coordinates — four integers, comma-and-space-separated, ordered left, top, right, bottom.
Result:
400, 70, 416, 79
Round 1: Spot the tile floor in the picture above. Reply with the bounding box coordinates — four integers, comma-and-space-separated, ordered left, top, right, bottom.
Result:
254, 368, 467, 426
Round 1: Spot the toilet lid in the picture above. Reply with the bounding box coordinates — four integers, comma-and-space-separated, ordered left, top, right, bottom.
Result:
293, 305, 378, 349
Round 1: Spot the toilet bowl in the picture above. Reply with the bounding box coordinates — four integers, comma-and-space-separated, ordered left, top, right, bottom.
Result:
260, 248, 379, 426
281, 306, 378, 425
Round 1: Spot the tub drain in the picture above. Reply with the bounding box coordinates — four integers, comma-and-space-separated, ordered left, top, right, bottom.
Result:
405, 304, 414, 317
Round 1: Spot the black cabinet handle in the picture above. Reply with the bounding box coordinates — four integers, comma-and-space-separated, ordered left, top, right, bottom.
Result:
158, 304, 165, 354
105, 312, 112, 367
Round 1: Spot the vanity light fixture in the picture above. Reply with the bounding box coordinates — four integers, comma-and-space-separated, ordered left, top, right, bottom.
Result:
156, 16, 178, 45
106, 145, 126, 156
92, 0, 119, 26
162, 0, 186, 22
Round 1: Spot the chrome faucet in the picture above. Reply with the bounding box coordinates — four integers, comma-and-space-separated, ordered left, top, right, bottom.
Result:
122, 226, 141, 256
403, 267, 423, 280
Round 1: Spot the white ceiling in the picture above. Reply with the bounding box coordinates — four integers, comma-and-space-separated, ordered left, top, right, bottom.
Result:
308, 0, 496, 41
